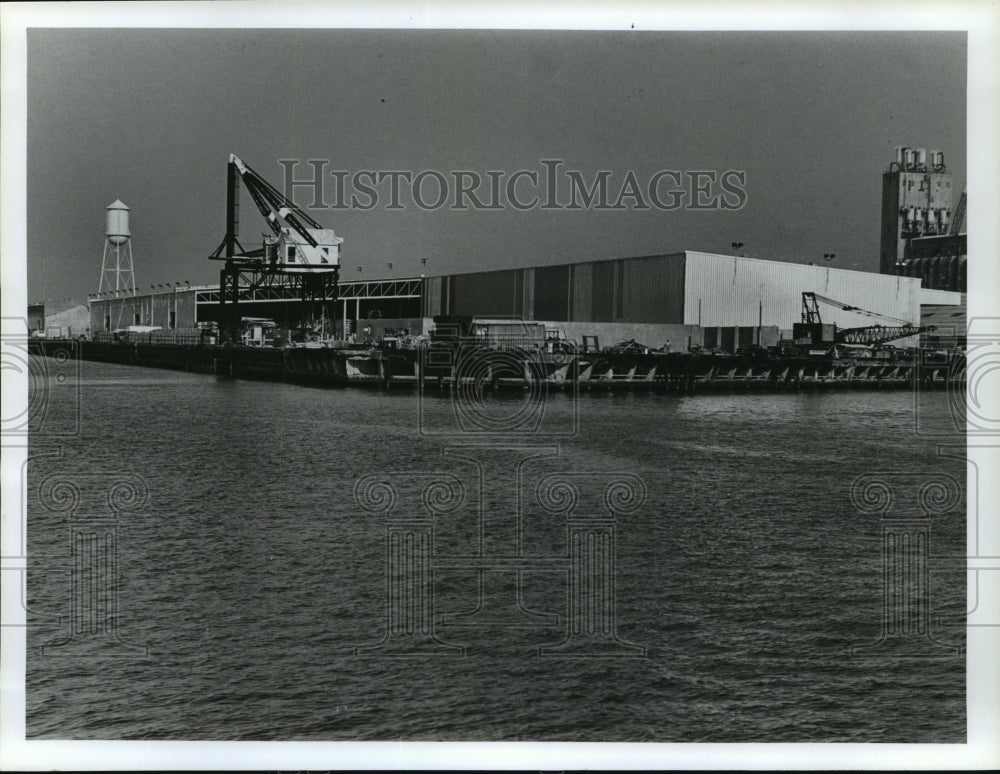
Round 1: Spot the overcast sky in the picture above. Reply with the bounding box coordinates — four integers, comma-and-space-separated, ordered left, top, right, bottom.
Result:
26, 29, 966, 302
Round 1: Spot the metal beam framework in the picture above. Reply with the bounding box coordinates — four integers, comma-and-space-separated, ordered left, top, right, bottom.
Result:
215, 261, 341, 340
196, 276, 422, 305
838, 325, 928, 346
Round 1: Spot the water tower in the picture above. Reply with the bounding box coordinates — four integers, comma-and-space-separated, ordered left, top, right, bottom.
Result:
98, 200, 137, 294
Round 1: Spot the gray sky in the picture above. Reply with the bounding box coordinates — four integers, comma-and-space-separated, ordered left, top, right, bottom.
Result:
26, 29, 966, 301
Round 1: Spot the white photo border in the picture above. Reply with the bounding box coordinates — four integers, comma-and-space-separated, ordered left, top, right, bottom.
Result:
2, 1, 998, 770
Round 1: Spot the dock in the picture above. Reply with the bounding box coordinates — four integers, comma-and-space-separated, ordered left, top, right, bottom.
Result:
28, 339, 964, 393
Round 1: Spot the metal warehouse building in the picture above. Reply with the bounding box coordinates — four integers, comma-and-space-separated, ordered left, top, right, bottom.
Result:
423, 250, 926, 332
89, 278, 424, 335
89, 250, 947, 349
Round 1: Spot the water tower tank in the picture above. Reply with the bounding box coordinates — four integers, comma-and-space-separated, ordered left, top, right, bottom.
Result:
106, 200, 130, 245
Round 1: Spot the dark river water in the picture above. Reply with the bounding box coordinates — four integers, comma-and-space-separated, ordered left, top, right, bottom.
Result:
25, 357, 966, 741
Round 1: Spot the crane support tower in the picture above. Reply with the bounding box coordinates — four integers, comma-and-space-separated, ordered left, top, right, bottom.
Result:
794, 292, 932, 347
210, 154, 342, 342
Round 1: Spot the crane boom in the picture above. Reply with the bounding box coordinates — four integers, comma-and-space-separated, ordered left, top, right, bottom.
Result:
211, 154, 332, 263
227, 154, 322, 247
801, 292, 911, 326
837, 325, 929, 345
795, 292, 931, 348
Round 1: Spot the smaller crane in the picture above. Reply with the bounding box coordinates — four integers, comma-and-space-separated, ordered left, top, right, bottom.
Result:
795, 292, 932, 347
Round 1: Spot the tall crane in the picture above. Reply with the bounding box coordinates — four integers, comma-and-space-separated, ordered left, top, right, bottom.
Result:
949, 185, 966, 236
209, 154, 342, 342
796, 292, 932, 347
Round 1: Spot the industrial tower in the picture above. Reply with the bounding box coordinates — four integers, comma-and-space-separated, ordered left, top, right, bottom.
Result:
98, 199, 137, 295
879, 147, 954, 275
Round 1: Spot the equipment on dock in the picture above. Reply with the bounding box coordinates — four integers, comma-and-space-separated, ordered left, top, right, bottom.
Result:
239, 317, 279, 347
793, 292, 931, 348
429, 316, 547, 350
209, 154, 341, 343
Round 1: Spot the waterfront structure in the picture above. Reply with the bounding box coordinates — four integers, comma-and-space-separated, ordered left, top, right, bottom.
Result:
89, 250, 960, 349
423, 251, 935, 347
919, 292, 968, 349
84, 148, 963, 346
898, 232, 967, 292
879, 147, 966, 291
209, 155, 343, 341
88, 276, 422, 337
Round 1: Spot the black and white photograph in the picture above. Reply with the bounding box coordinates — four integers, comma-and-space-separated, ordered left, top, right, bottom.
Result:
2, 2, 998, 771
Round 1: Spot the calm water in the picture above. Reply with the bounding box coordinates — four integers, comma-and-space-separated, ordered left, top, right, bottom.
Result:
25, 357, 966, 741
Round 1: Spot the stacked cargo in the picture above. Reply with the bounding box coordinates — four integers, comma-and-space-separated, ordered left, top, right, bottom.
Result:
113, 328, 206, 345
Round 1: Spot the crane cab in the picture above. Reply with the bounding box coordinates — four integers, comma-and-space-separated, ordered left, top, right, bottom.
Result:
792, 322, 837, 346
265, 227, 343, 272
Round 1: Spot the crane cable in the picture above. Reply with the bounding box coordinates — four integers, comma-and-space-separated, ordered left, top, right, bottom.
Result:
810, 292, 910, 326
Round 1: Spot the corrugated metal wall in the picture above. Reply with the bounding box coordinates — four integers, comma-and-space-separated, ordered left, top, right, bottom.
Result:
422, 276, 444, 317
175, 292, 197, 327
521, 268, 534, 319
919, 287, 963, 305
571, 262, 593, 321
451, 270, 520, 317
91, 296, 142, 330
427, 251, 919, 331
591, 261, 616, 321
620, 254, 686, 323
534, 264, 571, 321
513, 269, 526, 317
682, 251, 922, 331
90, 290, 199, 332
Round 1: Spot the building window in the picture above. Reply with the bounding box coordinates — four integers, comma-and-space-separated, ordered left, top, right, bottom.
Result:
134, 314, 140, 325
287, 246, 297, 262
169, 311, 176, 329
